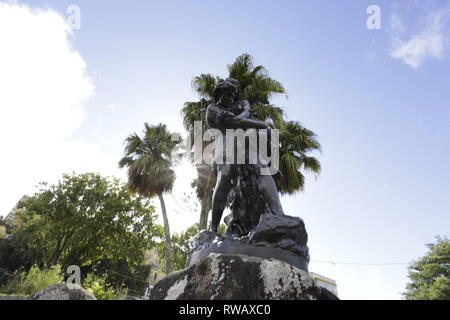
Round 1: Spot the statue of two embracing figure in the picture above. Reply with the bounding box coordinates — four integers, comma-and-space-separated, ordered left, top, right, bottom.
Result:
206, 78, 285, 236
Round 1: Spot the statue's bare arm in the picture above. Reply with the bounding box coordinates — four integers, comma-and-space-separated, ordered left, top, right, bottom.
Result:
222, 100, 269, 130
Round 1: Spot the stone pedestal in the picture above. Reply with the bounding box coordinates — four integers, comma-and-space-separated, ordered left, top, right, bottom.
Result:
149, 214, 338, 300
149, 253, 337, 300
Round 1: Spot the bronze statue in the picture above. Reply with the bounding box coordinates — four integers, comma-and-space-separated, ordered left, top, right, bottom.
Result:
187, 78, 309, 272
206, 78, 285, 235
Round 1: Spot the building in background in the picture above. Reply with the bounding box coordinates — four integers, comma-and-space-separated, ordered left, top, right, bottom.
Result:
3, 196, 28, 225
310, 272, 338, 297
0, 196, 28, 240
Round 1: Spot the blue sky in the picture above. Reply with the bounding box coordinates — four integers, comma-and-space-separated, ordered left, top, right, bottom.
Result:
1, 0, 449, 299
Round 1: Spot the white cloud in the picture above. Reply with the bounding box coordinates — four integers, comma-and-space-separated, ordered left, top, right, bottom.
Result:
0, 2, 119, 215
0, 2, 197, 233
389, 6, 450, 69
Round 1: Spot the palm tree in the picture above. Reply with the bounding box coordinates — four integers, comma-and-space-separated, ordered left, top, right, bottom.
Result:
119, 123, 181, 273
182, 54, 321, 229
278, 121, 321, 194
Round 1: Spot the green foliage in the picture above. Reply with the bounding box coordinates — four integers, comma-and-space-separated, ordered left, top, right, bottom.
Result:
278, 121, 321, 194
90, 259, 151, 296
171, 224, 199, 271
157, 224, 226, 271
119, 123, 182, 197
0, 238, 43, 284
0, 265, 63, 296
403, 236, 450, 300
228, 53, 286, 106
4, 173, 159, 277
0, 265, 128, 300
155, 225, 197, 272
83, 273, 123, 300
217, 224, 227, 236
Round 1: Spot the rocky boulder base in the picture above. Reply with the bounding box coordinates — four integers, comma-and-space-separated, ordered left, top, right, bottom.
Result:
150, 253, 338, 300
31, 284, 96, 300
0, 284, 96, 300
188, 214, 310, 272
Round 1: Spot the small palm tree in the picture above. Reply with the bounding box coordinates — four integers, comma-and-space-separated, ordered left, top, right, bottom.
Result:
119, 123, 181, 273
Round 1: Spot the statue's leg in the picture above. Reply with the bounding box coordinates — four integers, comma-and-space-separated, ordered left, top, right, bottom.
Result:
259, 175, 285, 216
210, 164, 232, 233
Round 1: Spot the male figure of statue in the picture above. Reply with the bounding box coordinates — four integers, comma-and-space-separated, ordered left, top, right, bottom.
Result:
206, 78, 285, 234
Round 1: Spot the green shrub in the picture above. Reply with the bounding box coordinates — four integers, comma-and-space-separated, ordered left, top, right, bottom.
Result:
0, 265, 63, 296
83, 273, 125, 300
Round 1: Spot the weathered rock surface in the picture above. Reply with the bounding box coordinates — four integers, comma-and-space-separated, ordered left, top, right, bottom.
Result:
30, 284, 96, 300
0, 295, 28, 300
187, 214, 309, 272
150, 253, 338, 300
249, 214, 309, 256
0, 284, 97, 300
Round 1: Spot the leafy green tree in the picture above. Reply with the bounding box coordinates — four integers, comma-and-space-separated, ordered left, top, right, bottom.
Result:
182, 54, 321, 229
171, 224, 199, 271
119, 123, 182, 274
403, 236, 450, 300
9, 173, 159, 274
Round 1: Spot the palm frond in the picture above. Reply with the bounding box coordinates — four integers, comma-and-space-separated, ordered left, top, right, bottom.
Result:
119, 123, 181, 196
192, 74, 221, 99
227, 53, 255, 80
251, 105, 284, 128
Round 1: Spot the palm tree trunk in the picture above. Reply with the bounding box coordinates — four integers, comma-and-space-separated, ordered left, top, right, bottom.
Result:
158, 193, 173, 274
199, 173, 215, 230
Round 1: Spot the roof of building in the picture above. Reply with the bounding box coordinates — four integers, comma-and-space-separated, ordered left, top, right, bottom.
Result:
309, 272, 337, 286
